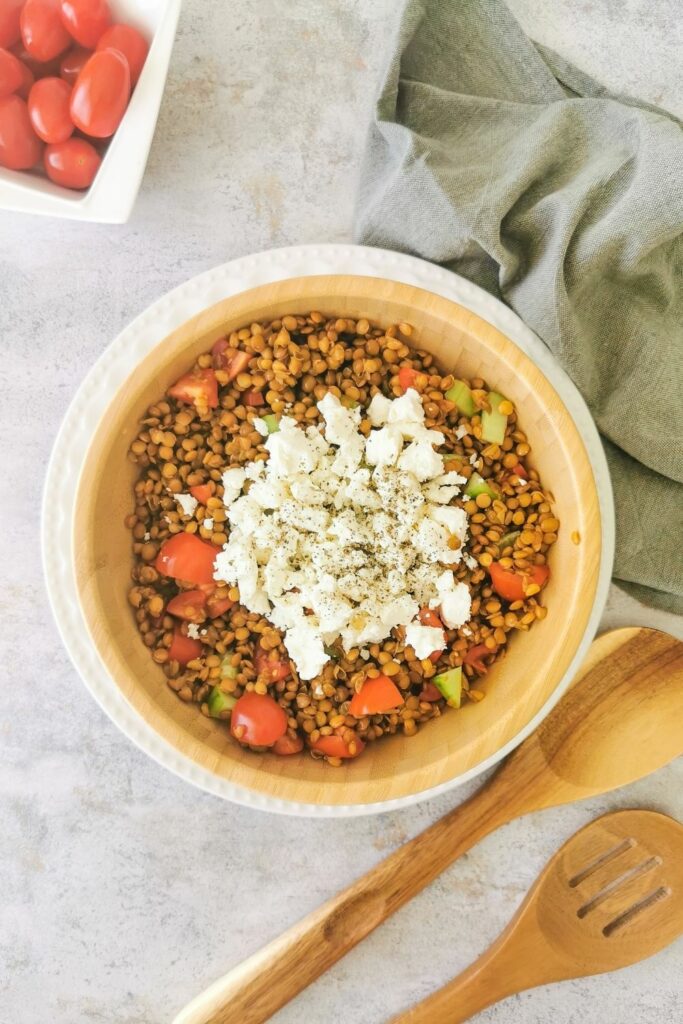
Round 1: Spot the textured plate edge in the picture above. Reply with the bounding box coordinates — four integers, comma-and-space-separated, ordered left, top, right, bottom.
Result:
42, 243, 614, 817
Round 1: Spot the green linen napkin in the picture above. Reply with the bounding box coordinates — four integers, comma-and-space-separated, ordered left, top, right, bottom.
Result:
355, 0, 683, 612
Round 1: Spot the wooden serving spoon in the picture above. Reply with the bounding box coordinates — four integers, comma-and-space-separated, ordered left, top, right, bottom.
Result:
392, 809, 683, 1022
173, 627, 683, 1024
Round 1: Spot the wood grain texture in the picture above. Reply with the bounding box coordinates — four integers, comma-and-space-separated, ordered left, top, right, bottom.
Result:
72, 274, 602, 808
171, 628, 683, 1024
392, 810, 683, 1023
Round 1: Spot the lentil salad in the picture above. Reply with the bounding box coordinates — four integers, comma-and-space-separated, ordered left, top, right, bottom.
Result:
126, 312, 558, 766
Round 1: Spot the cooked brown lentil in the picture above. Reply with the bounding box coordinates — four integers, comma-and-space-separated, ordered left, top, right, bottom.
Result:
126, 313, 558, 764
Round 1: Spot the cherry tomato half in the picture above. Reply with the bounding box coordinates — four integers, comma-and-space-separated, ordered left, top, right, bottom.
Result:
512, 462, 528, 480
96, 22, 147, 84
59, 44, 90, 84
254, 648, 290, 682
168, 626, 203, 667
155, 533, 221, 586
43, 136, 100, 187
69, 45, 129, 137
21, 0, 71, 62
488, 562, 550, 603
28, 75, 72, 141
349, 674, 404, 717
310, 735, 365, 759
168, 367, 219, 409
189, 484, 213, 504
0, 93, 42, 168
0, 0, 24, 49
273, 732, 304, 756
231, 692, 287, 748
398, 366, 419, 391
59, 0, 110, 48
0, 45, 25, 96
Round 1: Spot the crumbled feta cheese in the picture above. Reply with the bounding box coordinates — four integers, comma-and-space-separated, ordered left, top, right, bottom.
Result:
365, 425, 403, 467
455, 424, 468, 440
214, 391, 473, 679
398, 440, 444, 481
143, 532, 150, 541
175, 493, 198, 518
439, 582, 472, 629
405, 621, 446, 660
186, 623, 200, 639
253, 417, 269, 437
359, 649, 370, 660
367, 392, 392, 426
469, 452, 479, 466
222, 467, 247, 504
203, 518, 214, 530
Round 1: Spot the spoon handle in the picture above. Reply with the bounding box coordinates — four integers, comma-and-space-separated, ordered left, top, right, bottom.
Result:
172, 777, 517, 1024
389, 894, 564, 1023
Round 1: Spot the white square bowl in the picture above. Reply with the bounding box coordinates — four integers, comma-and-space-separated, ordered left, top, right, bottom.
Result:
0, 0, 182, 222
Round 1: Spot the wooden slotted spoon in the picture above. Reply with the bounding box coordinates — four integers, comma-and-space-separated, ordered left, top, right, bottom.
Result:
392, 809, 683, 1022
173, 627, 683, 1024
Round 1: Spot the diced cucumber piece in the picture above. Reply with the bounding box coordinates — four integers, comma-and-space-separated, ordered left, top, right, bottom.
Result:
433, 666, 463, 708
262, 414, 280, 434
464, 472, 500, 499
208, 687, 237, 717
220, 654, 238, 679
498, 530, 520, 549
481, 391, 508, 444
445, 379, 477, 417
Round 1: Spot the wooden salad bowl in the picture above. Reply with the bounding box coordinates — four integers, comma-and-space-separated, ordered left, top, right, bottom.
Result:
73, 275, 602, 808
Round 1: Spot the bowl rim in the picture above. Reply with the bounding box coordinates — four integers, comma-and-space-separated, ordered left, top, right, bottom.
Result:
43, 243, 615, 816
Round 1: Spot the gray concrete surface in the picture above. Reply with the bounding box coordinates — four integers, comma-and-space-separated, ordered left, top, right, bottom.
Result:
1, 1, 682, 1022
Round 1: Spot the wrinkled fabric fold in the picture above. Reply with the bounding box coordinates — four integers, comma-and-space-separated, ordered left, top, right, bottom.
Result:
355, 0, 683, 612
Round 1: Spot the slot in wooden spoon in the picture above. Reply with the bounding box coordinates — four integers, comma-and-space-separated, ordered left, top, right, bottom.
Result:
391, 809, 683, 1022
173, 627, 683, 1024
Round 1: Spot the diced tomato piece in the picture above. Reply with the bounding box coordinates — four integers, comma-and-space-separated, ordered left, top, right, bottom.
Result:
273, 732, 304, 756
464, 643, 497, 674
349, 674, 404, 717
155, 533, 221, 586
211, 336, 230, 368
310, 734, 365, 759
205, 592, 234, 618
419, 682, 442, 702
416, 607, 447, 661
195, 582, 234, 618
254, 647, 290, 682
398, 366, 418, 391
166, 588, 207, 623
512, 463, 528, 480
168, 626, 202, 666
243, 390, 264, 406
226, 349, 252, 382
418, 607, 443, 629
168, 368, 219, 408
489, 562, 550, 602
231, 692, 287, 747
189, 483, 212, 504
